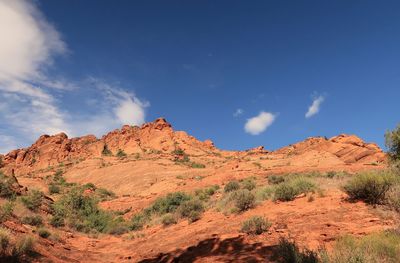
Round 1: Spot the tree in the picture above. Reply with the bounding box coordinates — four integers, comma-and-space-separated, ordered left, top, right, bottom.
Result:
385, 124, 400, 162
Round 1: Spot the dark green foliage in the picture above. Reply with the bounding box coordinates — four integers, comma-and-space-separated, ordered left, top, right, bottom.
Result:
195, 185, 219, 201
83, 183, 96, 191
343, 171, 395, 204
224, 181, 240, 193
21, 190, 43, 211
268, 175, 285, 185
385, 124, 400, 162
22, 215, 43, 226
51, 186, 122, 233
241, 216, 271, 235
241, 178, 256, 191
326, 171, 336, 179
102, 145, 112, 156
274, 238, 319, 263
37, 228, 51, 238
177, 199, 204, 220
0, 172, 17, 199
274, 178, 316, 202
232, 189, 256, 212
151, 192, 191, 214
172, 149, 185, 156
0, 202, 13, 223
116, 149, 127, 158
274, 184, 298, 201
48, 183, 61, 194
95, 188, 116, 201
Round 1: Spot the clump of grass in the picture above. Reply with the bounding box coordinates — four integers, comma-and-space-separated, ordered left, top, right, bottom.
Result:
241, 178, 256, 191
22, 215, 43, 226
12, 235, 35, 258
0, 172, 18, 199
20, 190, 43, 211
177, 199, 204, 222
161, 214, 177, 226
102, 145, 112, 156
0, 228, 10, 255
232, 189, 256, 212
48, 183, 61, 194
267, 175, 285, 185
343, 171, 395, 204
0, 202, 13, 223
151, 192, 191, 215
273, 238, 319, 263
274, 177, 316, 202
241, 216, 271, 235
224, 181, 240, 193
130, 212, 150, 231
190, 162, 206, 168
195, 185, 219, 201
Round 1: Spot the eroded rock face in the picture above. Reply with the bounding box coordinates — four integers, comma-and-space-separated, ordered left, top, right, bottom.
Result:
1, 118, 219, 175
275, 134, 386, 164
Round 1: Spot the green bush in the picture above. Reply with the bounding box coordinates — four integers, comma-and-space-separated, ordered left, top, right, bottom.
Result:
21, 190, 43, 211
343, 171, 395, 204
224, 181, 240, 193
48, 183, 61, 194
232, 189, 256, 212
274, 178, 316, 202
22, 215, 43, 226
241, 216, 271, 235
116, 149, 127, 158
177, 199, 204, 220
268, 175, 285, 185
0, 202, 13, 223
273, 238, 319, 263
37, 228, 51, 238
130, 212, 149, 231
195, 185, 219, 201
96, 188, 116, 201
151, 192, 191, 214
161, 214, 177, 226
241, 178, 256, 191
172, 149, 185, 156
12, 235, 35, 257
50, 215, 64, 227
0, 228, 10, 254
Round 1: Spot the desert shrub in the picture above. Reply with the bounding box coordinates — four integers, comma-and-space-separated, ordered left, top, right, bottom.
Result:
224, 181, 240, 193
96, 188, 116, 201
177, 199, 204, 220
20, 190, 43, 211
51, 186, 119, 233
268, 175, 285, 185
116, 149, 127, 158
22, 215, 43, 226
151, 192, 191, 215
12, 235, 35, 257
50, 215, 64, 227
195, 185, 219, 201
83, 183, 96, 191
273, 238, 319, 263
0, 228, 10, 254
37, 228, 51, 238
0, 202, 13, 223
0, 157, 3, 168
48, 183, 61, 194
232, 189, 256, 212
190, 162, 206, 168
130, 212, 150, 231
102, 145, 112, 156
205, 185, 219, 195
274, 178, 316, 202
172, 149, 185, 156
241, 178, 256, 191
325, 231, 400, 263
161, 214, 177, 226
343, 171, 395, 204
241, 216, 271, 235
0, 173, 17, 199
386, 184, 400, 211
256, 186, 274, 201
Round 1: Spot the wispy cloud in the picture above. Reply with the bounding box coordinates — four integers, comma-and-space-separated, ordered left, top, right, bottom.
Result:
233, 108, 244, 117
244, 111, 276, 135
0, 0, 149, 153
305, 95, 325, 118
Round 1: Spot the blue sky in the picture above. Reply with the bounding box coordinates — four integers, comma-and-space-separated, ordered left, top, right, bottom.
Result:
0, 0, 400, 153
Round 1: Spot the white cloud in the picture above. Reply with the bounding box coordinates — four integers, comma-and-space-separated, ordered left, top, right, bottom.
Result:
244, 111, 276, 135
0, 1, 149, 153
233, 108, 243, 117
305, 96, 324, 118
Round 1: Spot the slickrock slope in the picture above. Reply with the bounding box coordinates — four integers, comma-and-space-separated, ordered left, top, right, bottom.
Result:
0, 118, 392, 263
